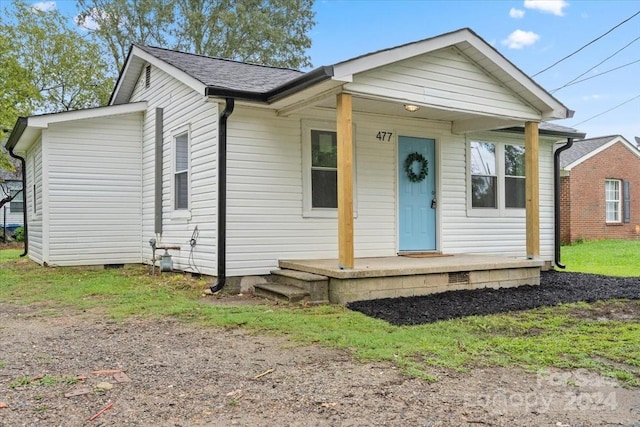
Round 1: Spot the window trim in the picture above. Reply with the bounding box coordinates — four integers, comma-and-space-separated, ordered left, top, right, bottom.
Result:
9, 187, 24, 214
605, 178, 621, 223
301, 119, 357, 218
171, 124, 191, 218
467, 138, 526, 218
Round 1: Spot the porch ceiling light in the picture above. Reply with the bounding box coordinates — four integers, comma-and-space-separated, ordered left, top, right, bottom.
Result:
404, 104, 420, 113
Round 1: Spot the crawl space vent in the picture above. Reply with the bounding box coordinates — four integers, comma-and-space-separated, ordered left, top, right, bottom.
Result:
448, 271, 469, 285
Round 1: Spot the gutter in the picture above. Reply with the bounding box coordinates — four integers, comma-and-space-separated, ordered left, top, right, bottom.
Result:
209, 97, 235, 293
553, 138, 574, 269
5, 118, 29, 258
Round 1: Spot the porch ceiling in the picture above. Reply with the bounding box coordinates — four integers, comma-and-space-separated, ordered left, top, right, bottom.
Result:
277, 92, 524, 133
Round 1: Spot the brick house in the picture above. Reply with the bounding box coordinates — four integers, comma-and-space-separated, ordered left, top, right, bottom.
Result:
559, 135, 640, 244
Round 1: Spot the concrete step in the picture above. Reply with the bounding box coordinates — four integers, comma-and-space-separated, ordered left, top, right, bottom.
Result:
253, 283, 310, 303
269, 269, 329, 304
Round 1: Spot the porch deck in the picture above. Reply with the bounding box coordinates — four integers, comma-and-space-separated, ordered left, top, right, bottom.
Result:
279, 254, 543, 304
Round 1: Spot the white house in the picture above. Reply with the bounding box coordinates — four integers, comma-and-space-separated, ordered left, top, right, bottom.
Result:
0, 150, 24, 239
5, 28, 584, 302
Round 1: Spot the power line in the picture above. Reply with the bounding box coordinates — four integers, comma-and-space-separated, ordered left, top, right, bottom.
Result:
551, 35, 640, 93
552, 59, 640, 91
572, 93, 640, 127
533, 9, 640, 77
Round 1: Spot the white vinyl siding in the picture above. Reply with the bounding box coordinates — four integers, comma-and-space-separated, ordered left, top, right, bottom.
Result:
345, 46, 540, 121
26, 139, 43, 263
605, 179, 621, 223
43, 114, 143, 265
440, 131, 555, 260
130, 64, 218, 275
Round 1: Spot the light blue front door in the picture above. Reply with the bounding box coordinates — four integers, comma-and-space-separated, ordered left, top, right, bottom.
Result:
398, 136, 436, 251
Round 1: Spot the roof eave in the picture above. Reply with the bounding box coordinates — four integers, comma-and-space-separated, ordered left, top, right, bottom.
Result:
204, 65, 334, 104
4, 117, 28, 152
496, 126, 586, 139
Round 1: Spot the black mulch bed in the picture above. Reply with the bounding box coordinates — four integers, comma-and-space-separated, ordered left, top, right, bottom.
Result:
347, 271, 640, 326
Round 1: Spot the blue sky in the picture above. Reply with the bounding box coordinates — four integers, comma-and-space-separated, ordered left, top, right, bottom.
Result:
16, 0, 640, 142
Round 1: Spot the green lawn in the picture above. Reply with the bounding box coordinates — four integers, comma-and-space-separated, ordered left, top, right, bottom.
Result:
1, 241, 639, 386
561, 239, 640, 276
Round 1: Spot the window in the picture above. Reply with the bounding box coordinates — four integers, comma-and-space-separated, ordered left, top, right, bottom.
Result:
174, 131, 189, 210
605, 179, 621, 223
302, 120, 356, 217
504, 144, 525, 208
470, 142, 497, 208
310, 129, 337, 209
469, 140, 525, 214
10, 188, 23, 213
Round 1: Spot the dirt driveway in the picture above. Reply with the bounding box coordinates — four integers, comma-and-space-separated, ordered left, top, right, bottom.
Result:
0, 302, 638, 426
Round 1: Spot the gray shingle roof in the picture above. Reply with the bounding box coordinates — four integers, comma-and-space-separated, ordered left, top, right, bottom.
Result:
559, 135, 621, 168
137, 45, 303, 93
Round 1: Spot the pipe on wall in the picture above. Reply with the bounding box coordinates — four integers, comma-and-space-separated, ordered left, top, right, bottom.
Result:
7, 146, 28, 257
209, 98, 235, 293
553, 138, 573, 269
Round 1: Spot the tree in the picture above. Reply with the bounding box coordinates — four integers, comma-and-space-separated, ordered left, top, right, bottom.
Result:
76, 0, 315, 72
172, 0, 314, 69
2, 0, 113, 113
0, 0, 113, 168
76, 0, 174, 72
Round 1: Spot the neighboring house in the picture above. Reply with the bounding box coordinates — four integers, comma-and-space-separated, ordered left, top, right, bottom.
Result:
559, 135, 640, 244
5, 28, 582, 300
0, 151, 24, 237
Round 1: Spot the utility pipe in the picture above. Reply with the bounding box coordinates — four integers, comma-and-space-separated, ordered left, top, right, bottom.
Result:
209, 98, 235, 293
553, 138, 573, 269
7, 145, 27, 257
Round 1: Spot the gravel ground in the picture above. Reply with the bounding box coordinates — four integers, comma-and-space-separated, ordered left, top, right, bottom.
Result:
1, 272, 640, 426
348, 271, 640, 325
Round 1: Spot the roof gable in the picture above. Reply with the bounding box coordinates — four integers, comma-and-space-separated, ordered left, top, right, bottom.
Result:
346, 45, 540, 122
560, 135, 640, 170
333, 28, 571, 121
111, 45, 305, 105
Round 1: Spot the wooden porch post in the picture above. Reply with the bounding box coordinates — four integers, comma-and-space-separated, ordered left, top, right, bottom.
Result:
525, 121, 539, 259
337, 93, 354, 269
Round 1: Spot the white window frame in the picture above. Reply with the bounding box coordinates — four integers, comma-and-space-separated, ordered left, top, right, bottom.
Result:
301, 119, 357, 218
467, 138, 526, 218
9, 186, 24, 214
605, 179, 621, 223
172, 124, 191, 219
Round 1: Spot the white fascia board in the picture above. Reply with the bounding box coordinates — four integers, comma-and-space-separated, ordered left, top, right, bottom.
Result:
461, 36, 570, 120
564, 136, 640, 170
332, 30, 470, 81
12, 102, 147, 153
27, 102, 148, 128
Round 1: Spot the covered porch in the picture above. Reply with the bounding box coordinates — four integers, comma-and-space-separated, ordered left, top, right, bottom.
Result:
275, 254, 542, 304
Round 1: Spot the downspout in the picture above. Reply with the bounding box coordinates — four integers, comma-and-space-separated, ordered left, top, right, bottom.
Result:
553, 138, 573, 269
7, 146, 28, 257
209, 98, 235, 293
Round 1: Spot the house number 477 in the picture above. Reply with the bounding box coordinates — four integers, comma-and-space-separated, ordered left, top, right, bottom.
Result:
376, 131, 393, 142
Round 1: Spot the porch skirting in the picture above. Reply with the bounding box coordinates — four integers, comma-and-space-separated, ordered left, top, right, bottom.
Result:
279, 255, 543, 304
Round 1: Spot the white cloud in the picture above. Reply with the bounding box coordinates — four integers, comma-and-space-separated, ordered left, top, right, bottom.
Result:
31, 1, 56, 11
524, 0, 569, 17
581, 94, 603, 101
501, 30, 540, 49
510, 8, 526, 18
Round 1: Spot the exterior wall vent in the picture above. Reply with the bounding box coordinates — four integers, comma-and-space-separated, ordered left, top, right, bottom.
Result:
448, 271, 469, 285
145, 65, 151, 89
